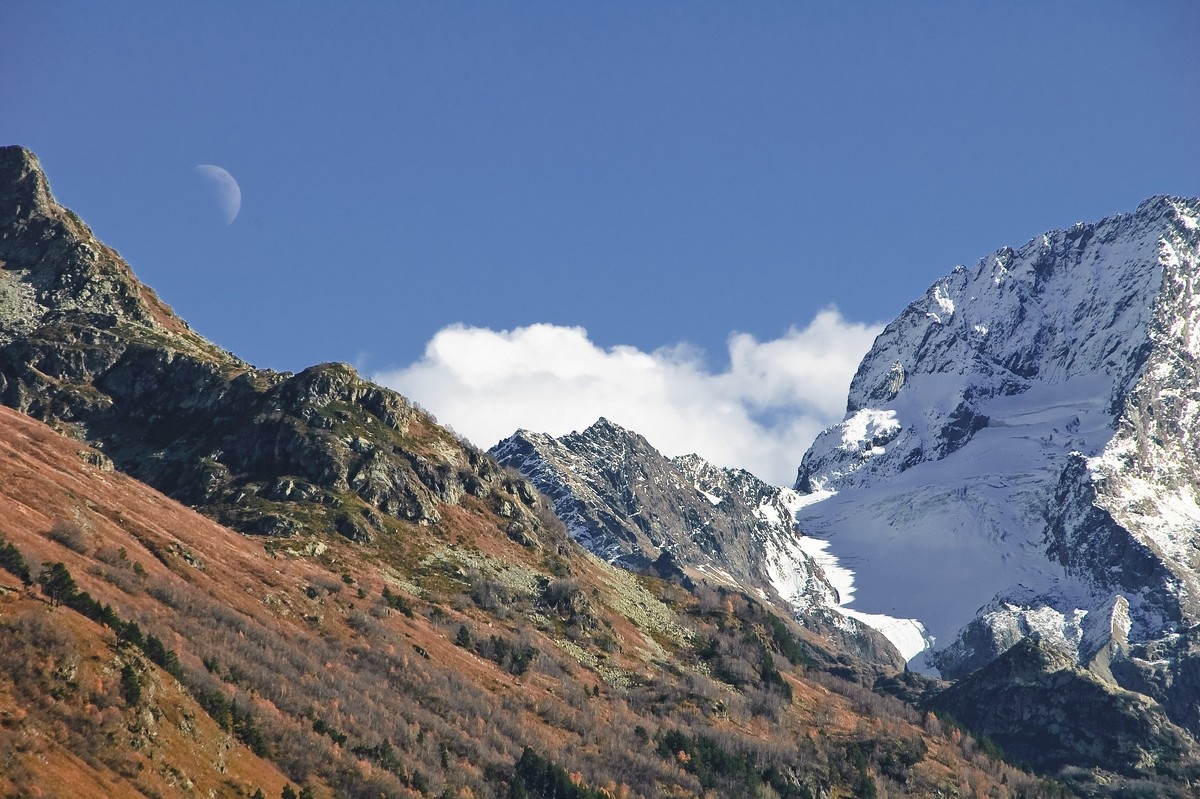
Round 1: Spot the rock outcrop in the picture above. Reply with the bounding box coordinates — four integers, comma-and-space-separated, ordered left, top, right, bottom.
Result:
932, 637, 1200, 782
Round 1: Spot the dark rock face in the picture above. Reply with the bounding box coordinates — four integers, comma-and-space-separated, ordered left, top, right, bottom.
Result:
491, 418, 903, 669
1113, 631, 1200, 740
492, 420, 668, 569
1046, 454, 1185, 635
932, 638, 1200, 781
492, 419, 808, 586
0, 145, 548, 542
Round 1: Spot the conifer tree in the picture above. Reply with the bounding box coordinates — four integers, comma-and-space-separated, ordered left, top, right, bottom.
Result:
38, 561, 77, 606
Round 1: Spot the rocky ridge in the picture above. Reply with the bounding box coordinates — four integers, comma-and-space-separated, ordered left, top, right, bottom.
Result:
0, 145, 552, 547
491, 419, 903, 668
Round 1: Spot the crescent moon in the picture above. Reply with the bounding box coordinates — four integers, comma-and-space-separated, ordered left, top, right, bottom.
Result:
194, 164, 242, 225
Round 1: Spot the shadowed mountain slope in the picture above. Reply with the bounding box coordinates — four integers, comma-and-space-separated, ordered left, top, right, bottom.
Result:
0, 145, 550, 547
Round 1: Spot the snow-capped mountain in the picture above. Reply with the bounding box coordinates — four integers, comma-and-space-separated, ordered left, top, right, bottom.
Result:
794, 197, 1200, 731
491, 418, 904, 667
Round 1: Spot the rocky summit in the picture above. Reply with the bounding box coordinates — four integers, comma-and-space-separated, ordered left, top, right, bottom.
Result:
0, 145, 552, 547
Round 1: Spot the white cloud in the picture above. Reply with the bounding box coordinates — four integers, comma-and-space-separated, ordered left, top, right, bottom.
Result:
373, 308, 881, 486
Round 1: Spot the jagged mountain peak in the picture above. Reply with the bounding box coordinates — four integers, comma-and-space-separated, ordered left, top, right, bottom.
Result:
586, 415, 628, 434
501, 417, 656, 462
493, 417, 906, 669
494, 418, 752, 567
0, 144, 201, 351
800, 195, 1200, 494
569, 416, 658, 453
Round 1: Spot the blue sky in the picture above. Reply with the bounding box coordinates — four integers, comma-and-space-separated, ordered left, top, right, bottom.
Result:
6, 3, 1199, 481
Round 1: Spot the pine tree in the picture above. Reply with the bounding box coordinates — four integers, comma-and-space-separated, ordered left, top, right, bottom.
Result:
38, 561, 77, 606
0, 538, 32, 586
120, 663, 142, 705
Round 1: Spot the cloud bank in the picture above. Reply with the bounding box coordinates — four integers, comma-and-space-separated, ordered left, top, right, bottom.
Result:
373, 308, 881, 486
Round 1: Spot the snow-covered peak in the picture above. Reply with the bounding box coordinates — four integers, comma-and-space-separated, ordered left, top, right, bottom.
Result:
800, 197, 1198, 494
792, 197, 1200, 687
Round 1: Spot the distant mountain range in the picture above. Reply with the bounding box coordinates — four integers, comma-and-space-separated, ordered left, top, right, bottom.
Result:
3, 143, 1200, 796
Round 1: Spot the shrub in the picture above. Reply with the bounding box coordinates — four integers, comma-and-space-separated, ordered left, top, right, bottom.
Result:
513, 747, 606, 799
308, 572, 345, 595
478, 633, 538, 676
468, 571, 519, 616
347, 610, 382, 637
655, 730, 760, 793
48, 520, 90, 553
120, 663, 142, 706
312, 717, 348, 746
143, 634, 183, 679
231, 701, 269, 756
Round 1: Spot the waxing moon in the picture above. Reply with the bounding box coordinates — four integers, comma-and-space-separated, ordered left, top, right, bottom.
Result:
194, 164, 241, 225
